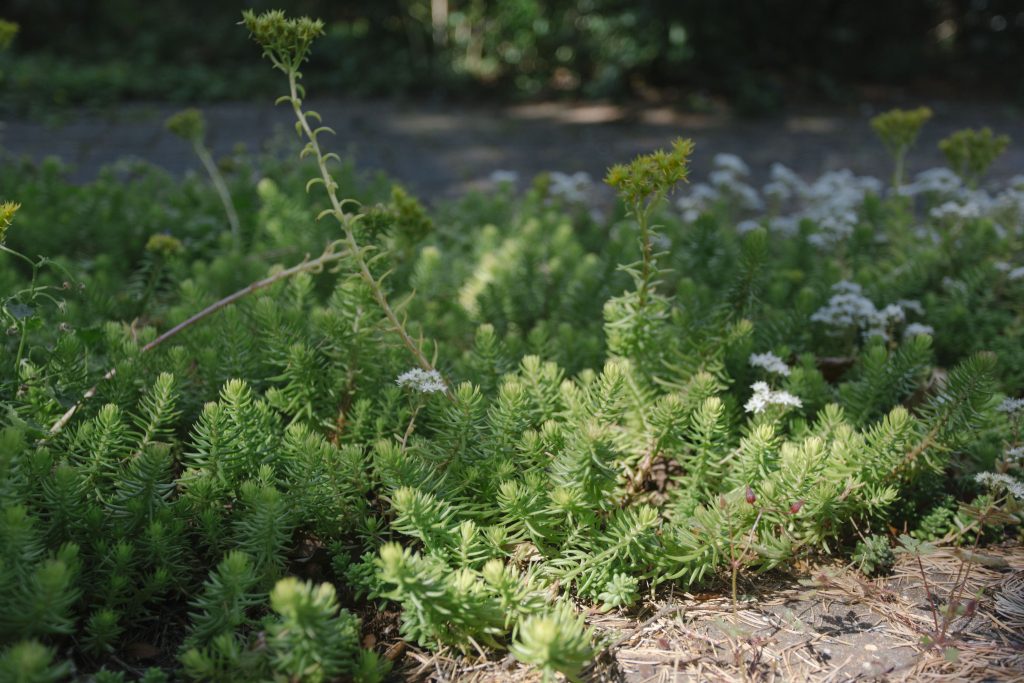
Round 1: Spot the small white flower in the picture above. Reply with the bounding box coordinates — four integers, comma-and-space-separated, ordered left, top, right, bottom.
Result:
762, 181, 792, 203
712, 153, 750, 177
729, 182, 764, 211
975, 472, 1024, 501
896, 299, 925, 315
1005, 445, 1024, 463
736, 219, 761, 234
744, 381, 802, 414
997, 397, 1024, 415
900, 168, 962, 196
903, 322, 934, 338
396, 368, 448, 394
710, 169, 737, 188
676, 183, 720, 221
547, 171, 592, 203
811, 281, 915, 341
769, 163, 806, 193
1008, 266, 1024, 281
749, 352, 791, 376
930, 200, 980, 221
768, 215, 799, 236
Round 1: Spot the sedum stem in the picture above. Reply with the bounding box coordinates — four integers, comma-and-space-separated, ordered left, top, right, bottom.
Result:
193, 140, 242, 249
285, 70, 448, 393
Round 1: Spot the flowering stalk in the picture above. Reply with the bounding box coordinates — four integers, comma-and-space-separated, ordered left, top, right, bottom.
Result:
284, 73, 442, 381
870, 107, 931, 189
241, 11, 447, 396
605, 138, 693, 311
1, 202, 77, 374
166, 108, 241, 249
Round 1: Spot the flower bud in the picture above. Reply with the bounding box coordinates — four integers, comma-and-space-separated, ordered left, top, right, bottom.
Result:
789, 500, 805, 514
745, 486, 756, 505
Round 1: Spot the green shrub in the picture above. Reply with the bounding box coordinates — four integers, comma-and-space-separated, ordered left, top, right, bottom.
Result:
0, 10, 1021, 680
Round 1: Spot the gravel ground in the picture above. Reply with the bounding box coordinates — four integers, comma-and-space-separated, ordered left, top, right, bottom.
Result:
396, 544, 1024, 682
2, 98, 1022, 199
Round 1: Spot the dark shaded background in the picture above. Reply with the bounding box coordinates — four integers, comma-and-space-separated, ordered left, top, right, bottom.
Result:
2, 1, 1023, 115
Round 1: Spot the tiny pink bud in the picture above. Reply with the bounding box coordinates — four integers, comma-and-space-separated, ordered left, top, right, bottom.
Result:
789, 500, 804, 514
745, 486, 756, 505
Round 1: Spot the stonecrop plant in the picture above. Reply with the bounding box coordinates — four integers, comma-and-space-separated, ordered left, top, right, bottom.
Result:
870, 106, 932, 188
0, 8, 1022, 682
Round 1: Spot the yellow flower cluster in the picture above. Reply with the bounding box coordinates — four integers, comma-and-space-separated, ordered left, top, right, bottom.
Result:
0, 201, 20, 244
939, 127, 1011, 185
604, 137, 694, 206
145, 233, 184, 257
165, 108, 206, 143
870, 106, 932, 156
241, 9, 325, 72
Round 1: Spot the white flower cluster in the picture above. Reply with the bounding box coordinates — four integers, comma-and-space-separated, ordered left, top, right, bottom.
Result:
629, 152, 1024, 250
991, 264, 1024, 282
1005, 445, 1024, 464
749, 351, 791, 376
672, 154, 1019, 251
896, 167, 1024, 236
810, 281, 917, 340
744, 381, 802, 414
548, 171, 592, 203
761, 164, 881, 247
801, 171, 882, 248
711, 152, 750, 177
903, 322, 934, 338
677, 183, 722, 222
974, 472, 1024, 501
897, 168, 962, 197
395, 368, 447, 394
997, 397, 1024, 415
930, 200, 981, 221
676, 153, 763, 222
762, 162, 806, 204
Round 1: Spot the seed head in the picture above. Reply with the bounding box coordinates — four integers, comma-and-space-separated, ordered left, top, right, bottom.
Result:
605, 138, 694, 206
241, 9, 325, 72
165, 108, 206, 143
0, 201, 20, 244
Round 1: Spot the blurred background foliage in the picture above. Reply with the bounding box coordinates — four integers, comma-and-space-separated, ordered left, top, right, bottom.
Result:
2, 0, 1023, 115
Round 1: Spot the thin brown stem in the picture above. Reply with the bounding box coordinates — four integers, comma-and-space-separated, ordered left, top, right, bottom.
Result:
47, 246, 347, 436
400, 402, 422, 450
915, 551, 941, 636
940, 503, 992, 641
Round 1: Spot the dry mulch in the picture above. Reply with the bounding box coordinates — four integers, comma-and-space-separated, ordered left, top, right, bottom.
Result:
385, 544, 1024, 682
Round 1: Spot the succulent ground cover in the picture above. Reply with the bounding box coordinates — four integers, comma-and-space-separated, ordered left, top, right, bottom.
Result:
1, 10, 1023, 682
